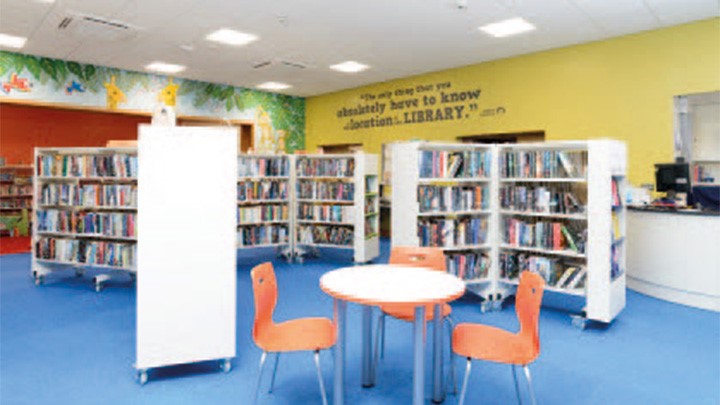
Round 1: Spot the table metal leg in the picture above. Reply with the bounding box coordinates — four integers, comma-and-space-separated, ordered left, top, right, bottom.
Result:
432, 303, 445, 403
413, 305, 426, 405
362, 305, 374, 387
334, 299, 347, 405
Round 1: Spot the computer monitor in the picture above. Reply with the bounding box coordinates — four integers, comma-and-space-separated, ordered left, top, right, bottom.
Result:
655, 163, 691, 193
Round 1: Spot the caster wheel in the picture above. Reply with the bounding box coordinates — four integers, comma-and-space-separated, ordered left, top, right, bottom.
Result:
95, 284, 103, 293
75, 270, 84, 278
138, 370, 148, 385
34, 275, 44, 286
221, 359, 231, 373
571, 315, 587, 330
296, 257, 304, 264
480, 301, 491, 313
492, 300, 503, 311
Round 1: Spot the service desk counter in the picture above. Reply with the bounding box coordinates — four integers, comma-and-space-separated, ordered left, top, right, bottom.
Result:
627, 207, 720, 311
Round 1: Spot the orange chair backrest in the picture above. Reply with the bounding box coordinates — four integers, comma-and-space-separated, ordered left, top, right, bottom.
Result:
389, 246, 446, 272
515, 271, 545, 356
251, 262, 277, 344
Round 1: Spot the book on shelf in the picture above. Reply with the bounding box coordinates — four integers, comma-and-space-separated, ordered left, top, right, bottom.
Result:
418, 185, 489, 213
418, 217, 487, 248
237, 224, 288, 247
37, 154, 138, 178
500, 185, 584, 214
446, 252, 490, 280
418, 149, 491, 179
35, 237, 136, 268
237, 180, 288, 202
297, 224, 353, 246
297, 203, 354, 223
40, 183, 137, 208
297, 180, 355, 201
297, 157, 355, 177
504, 217, 586, 254
500, 251, 586, 290
37, 209, 136, 237
611, 177, 622, 208
237, 205, 288, 223
238, 156, 289, 178
0, 184, 33, 196
501, 150, 587, 178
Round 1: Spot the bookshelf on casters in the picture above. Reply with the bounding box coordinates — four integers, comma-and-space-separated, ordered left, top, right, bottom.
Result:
392, 140, 627, 328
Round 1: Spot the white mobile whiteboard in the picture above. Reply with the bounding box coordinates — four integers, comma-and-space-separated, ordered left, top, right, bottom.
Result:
136, 125, 237, 370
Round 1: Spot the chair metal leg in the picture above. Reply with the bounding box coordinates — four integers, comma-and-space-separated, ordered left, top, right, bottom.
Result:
253, 351, 268, 405
458, 358, 472, 405
314, 350, 329, 405
380, 312, 386, 358
268, 352, 281, 393
373, 312, 383, 376
512, 365, 522, 405
445, 317, 457, 395
523, 365, 537, 405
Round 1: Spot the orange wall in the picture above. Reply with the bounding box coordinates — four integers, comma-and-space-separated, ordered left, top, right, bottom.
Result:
0, 103, 150, 165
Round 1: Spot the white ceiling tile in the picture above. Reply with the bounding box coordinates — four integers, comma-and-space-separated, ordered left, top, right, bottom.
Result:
0, 0, 54, 38
644, 0, 720, 26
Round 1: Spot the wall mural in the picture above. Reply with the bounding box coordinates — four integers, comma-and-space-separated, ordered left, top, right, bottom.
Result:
0, 51, 305, 153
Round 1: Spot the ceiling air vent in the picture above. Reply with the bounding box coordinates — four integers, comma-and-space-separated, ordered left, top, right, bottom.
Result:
56, 13, 140, 41
252, 59, 307, 70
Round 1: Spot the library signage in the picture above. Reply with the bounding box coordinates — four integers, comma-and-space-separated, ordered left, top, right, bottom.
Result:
335, 80, 506, 131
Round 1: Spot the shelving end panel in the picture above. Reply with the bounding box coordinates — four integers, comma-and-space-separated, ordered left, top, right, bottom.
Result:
391, 143, 420, 248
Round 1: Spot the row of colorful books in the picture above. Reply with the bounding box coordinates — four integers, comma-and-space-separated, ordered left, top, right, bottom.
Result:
0, 200, 31, 208
297, 225, 354, 246
418, 150, 492, 179
237, 205, 289, 223
500, 150, 587, 179
499, 252, 587, 289
237, 181, 288, 202
40, 184, 137, 208
499, 185, 584, 214
0, 184, 33, 196
36, 154, 138, 178
37, 210, 136, 237
297, 157, 355, 177
297, 203, 355, 223
237, 225, 289, 246
35, 237, 136, 268
418, 185, 489, 213
365, 198, 377, 215
238, 157, 289, 178
446, 252, 491, 280
417, 217, 488, 247
503, 218, 585, 253
297, 181, 355, 201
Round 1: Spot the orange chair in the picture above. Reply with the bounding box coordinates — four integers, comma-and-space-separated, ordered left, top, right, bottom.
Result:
374, 246, 456, 387
452, 271, 545, 405
251, 263, 336, 405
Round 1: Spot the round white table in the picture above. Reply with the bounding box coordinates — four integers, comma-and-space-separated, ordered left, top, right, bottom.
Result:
320, 264, 466, 405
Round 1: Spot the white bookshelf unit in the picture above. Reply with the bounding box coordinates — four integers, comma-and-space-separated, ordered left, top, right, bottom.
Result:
237, 154, 292, 259
0, 164, 33, 236
391, 140, 627, 327
392, 142, 496, 293
31, 147, 138, 292
295, 153, 380, 263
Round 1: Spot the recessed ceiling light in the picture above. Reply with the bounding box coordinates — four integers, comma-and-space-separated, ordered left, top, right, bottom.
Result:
257, 82, 292, 91
479, 17, 536, 38
330, 61, 369, 73
145, 62, 186, 74
0, 33, 27, 49
206, 29, 258, 46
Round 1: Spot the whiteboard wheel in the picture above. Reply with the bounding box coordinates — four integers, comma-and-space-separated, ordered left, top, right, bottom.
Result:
138, 370, 148, 385
221, 358, 231, 373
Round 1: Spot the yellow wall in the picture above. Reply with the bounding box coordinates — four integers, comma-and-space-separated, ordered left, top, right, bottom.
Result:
306, 18, 720, 186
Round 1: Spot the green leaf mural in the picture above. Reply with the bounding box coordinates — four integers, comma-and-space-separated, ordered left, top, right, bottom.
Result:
0, 51, 305, 152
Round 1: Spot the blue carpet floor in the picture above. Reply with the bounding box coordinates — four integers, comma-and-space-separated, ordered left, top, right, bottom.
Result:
1, 239, 719, 404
